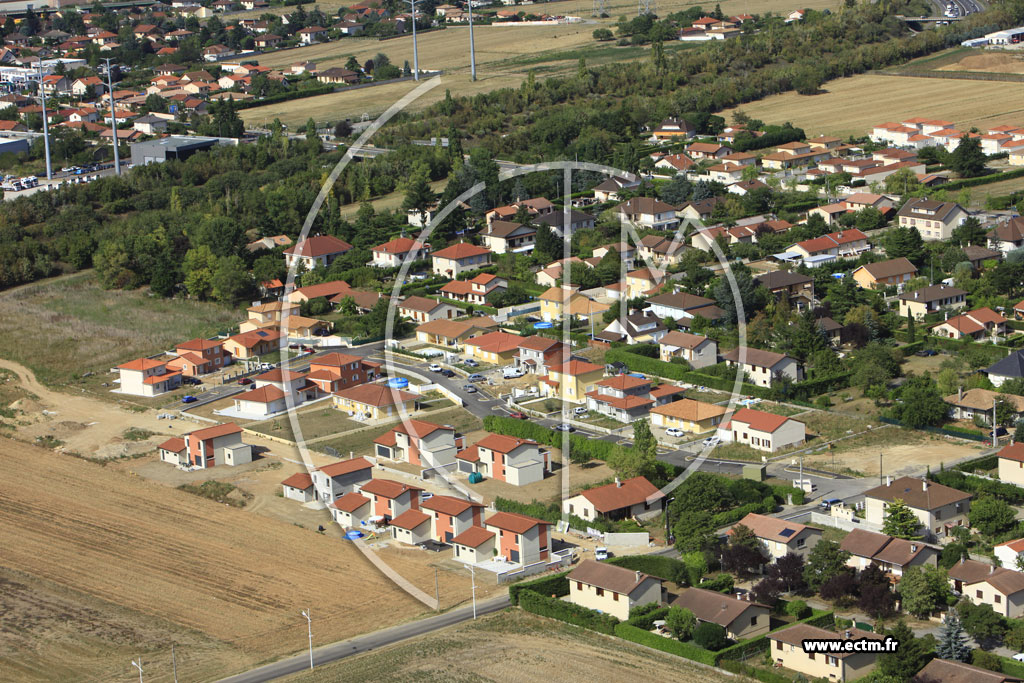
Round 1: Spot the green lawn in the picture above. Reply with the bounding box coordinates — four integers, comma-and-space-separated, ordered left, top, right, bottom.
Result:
0, 272, 241, 387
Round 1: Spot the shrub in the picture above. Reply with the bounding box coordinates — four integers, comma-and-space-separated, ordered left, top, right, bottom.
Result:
518, 589, 619, 634
628, 603, 670, 629
972, 648, 1004, 673
613, 623, 717, 665
606, 554, 689, 584
699, 573, 735, 594
786, 600, 811, 619
719, 659, 792, 683
508, 572, 569, 605
693, 622, 731, 650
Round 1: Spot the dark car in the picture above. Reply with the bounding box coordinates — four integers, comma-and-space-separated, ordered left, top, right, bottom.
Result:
915, 349, 938, 357
508, 411, 528, 419
439, 369, 455, 378
181, 395, 198, 404
183, 376, 202, 385
237, 378, 253, 385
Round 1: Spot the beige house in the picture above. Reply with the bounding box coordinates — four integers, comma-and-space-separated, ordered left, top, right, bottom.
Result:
431, 243, 492, 278
116, 357, 182, 397
839, 528, 939, 577
333, 384, 417, 420
998, 443, 1024, 487
916, 659, 1024, 683
283, 235, 353, 270
563, 476, 664, 521
463, 330, 522, 364
538, 359, 605, 405
896, 198, 968, 241
568, 560, 663, 621
722, 347, 803, 388
731, 513, 821, 562
851, 258, 918, 290
863, 476, 970, 539
948, 558, 1024, 618
769, 624, 882, 681
624, 267, 666, 299
898, 284, 967, 320
671, 588, 770, 641
398, 296, 458, 323
720, 408, 805, 453
415, 318, 495, 348
658, 330, 718, 368
650, 398, 727, 434
946, 388, 1024, 425
615, 196, 679, 230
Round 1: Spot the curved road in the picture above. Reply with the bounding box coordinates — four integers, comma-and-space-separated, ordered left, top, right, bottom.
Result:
219, 595, 510, 683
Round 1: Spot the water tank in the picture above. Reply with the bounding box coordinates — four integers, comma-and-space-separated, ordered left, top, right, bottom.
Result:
468, 472, 484, 484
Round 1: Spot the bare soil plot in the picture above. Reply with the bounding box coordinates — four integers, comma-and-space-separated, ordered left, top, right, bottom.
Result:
938, 52, 1024, 74
0, 436, 431, 682
802, 435, 984, 479
281, 608, 731, 683
719, 74, 1024, 139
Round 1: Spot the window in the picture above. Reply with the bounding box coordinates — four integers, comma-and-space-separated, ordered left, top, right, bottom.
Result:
775, 640, 783, 651
977, 590, 983, 599
569, 504, 574, 514
577, 581, 583, 590
827, 656, 838, 667
750, 616, 758, 627
996, 594, 1002, 604
808, 653, 815, 661
596, 588, 604, 597
613, 593, 619, 601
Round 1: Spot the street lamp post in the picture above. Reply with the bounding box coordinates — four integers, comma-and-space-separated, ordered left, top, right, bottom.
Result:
406, 0, 419, 81
301, 609, 313, 670
468, 0, 477, 81
36, 60, 52, 180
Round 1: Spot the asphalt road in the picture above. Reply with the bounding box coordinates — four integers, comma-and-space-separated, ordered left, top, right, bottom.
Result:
218, 595, 510, 683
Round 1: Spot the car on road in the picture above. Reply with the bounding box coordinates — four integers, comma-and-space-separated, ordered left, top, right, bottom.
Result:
463, 359, 479, 367
428, 363, 442, 372
665, 427, 684, 438
468, 373, 485, 382
820, 497, 843, 510
439, 369, 455, 378
237, 378, 252, 385
702, 436, 720, 448
181, 395, 198, 403
508, 411, 527, 419
463, 384, 478, 393
554, 423, 574, 432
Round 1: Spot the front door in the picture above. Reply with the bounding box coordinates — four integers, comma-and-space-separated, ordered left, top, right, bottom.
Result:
509, 549, 520, 563
445, 531, 453, 543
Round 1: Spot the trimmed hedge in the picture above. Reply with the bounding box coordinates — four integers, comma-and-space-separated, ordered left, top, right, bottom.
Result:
606, 555, 689, 583
627, 605, 671, 630
955, 453, 998, 473
698, 573, 735, 594
718, 659, 791, 683
937, 166, 1024, 193
483, 415, 619, 462
519, 589, 619, 634
508, 571, 570, 606
878, 416, 990, 442
234, 84, 336, 110
715, 610, 834, 665
613, 623, 717, 665
711, 496, 777, 528
929, 469, 1024, 505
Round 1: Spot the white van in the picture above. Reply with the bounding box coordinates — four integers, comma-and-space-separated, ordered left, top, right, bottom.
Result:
503, 366, 524, 379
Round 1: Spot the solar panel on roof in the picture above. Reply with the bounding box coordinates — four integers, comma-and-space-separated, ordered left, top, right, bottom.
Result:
779, 528, 795, 537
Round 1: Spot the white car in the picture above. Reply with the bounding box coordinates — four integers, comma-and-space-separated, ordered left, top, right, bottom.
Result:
1015, 653, 1024, 663
665, 428, 684, 438
595, 547, 608, 561
702, 436, 721, 448
428, 363, 442, 372
573, 406, 588, 415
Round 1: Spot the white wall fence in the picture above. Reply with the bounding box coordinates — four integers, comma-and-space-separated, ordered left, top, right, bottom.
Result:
806, 511, 884, 534
604, 532, 651, 546
496, 550, 573, 584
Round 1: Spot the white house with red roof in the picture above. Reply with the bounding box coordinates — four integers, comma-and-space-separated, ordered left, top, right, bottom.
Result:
281, 471, 314, 502
787, 229, 870, 261
359, 478, 423, 522
372, 420, 462, 467
931, 307, 1008, 341
157, 422, 251, 468
253, 367, 320, 404
306, 352, 381, 394
312, 457, 374, 502
330, 491, 372, 527
116, 357, 182, 396
563, 476, 664, 521
456, 433, 549, 486
421, 494, 485, 543
371, 237, 431, 268
515, 335, 569, 376
485, 511, 551, 564
232, 385, 289, 418
996, 537, 1024, 569
390, 508, 433, 545
283, 235, 354, 270
398, 295, 458, 323
168, 338, 232, 376
719, 407, 806, 452
431, 242, 492, 278
451, 526, 497, 563
585, 374, 683, 423
439, 273, 507, 305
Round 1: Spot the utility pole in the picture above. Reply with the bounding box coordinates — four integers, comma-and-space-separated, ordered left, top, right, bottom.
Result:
131, 659, 143, 683
434, 568, 440, 611
994, 396, 998, 447
406, 0, 419, 81
301, 609, 313, 670
36, 59, 52, 180
879, 452, 883, 486
171, 644, 178, 683
104, 58, 120, 175
470, 564, 477, 619
468, 0, 476, 81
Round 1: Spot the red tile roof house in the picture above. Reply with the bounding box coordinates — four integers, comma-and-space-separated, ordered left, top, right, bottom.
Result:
718, 407, 806, 453
563, 476, 664, 522
333, 383, 418, 421
370, 237, 431, 268
485, 511, 552, 564
389, 508, 433, 545
584, 374, 668, 423
931, 307, 1008, 341
329, 491, 373, 527
116, 357, 182, 396
722, 346, 803, 388
839, 528, 939, 578
372, 420, 463, 468
253, 367, 320, 404
450, 526, 498, 564
281, 471, 314, 502
283, 234, 354, 270
568, 559, 664, 621
166, 337, 232, 376
439, 273, 507, 306
305, 352, 381, 394
397, 295, 458, 323
311, 457, 374, 502
421, 494, 486, 543
514, 335, 569, 376
232, 385, 291, 417
431, 242, 492, 278
730, 512, 822, 562
456, 434, 550, 486
157, 422, 252, 468
359, 478, 423, 523
995, 537, 1024, 570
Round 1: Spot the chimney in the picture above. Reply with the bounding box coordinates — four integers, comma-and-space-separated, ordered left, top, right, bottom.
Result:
958, 386, 963, 401
845, 630, 852, 639
886, 475, 892, 486
914, 290, 919, 299
991, 564, 996, 574
636, 571, 642, 583
911, 543, 918, 552
615, 478, 622, 488
923, 479, 928, 491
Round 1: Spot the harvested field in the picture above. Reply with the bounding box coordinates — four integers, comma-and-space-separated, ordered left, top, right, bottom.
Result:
720, 73, 1024, 139
938, 52, 1024, 74
0, 436, 428, 682
282, 608, 732, 683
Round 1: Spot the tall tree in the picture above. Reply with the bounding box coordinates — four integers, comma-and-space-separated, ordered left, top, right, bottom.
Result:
947, 135, 987, 178
951, 217, 986, 247
898, 565, 948, 618
803, 540, 851, 591
402, 173, 438, 227
882, 499, 922, 539
534, 224, 561, 264
935, 610, 971, 662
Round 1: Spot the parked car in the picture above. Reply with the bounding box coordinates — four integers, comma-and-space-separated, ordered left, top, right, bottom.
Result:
463, 384, 478, 393
702, 436, 720, 448
665, 427, 684, 438
183, 376, 202, 385
237, 378, 252, 385
595, 547, 609, 561
421, 492, 434, 501
439, 369, 455, 378
915, 349, 938, 357
1014, 653, 1024, 663
573, 406, 588, 415
503, 367, 525, 379
428, 363, 442, 372
508, 411, 527, 419
463, 359, 479, 367
181, 395, 198, 404
820, 497, 843, 510
554, 423, 574, 432
468, 373, 485, 382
